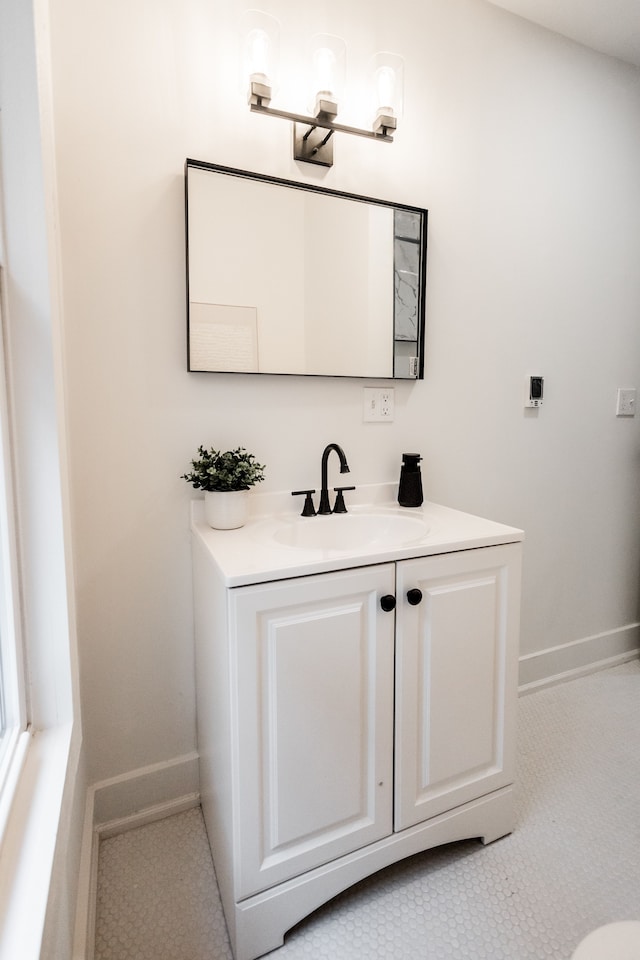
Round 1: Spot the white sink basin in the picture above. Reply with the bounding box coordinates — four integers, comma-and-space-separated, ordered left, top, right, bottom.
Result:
272, 511, 430, 552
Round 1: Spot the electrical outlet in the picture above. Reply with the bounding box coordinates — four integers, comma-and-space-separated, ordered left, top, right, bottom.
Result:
616, 387, 636, 417
379, 390, 395, 420
363, 388, 395, 422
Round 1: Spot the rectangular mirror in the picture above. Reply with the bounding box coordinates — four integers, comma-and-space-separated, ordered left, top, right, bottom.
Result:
185, 160, 428, 379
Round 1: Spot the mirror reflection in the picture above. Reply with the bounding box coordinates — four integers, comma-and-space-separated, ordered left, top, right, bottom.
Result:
185, 160, 427, 379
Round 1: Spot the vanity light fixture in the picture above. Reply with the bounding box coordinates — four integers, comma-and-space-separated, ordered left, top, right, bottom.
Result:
243, 10, 403, 167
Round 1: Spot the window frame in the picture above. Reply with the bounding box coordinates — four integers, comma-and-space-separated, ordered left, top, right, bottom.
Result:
0, 265, 28, 830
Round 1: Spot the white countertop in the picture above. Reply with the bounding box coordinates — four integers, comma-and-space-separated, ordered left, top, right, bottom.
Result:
190, 483, 524, 587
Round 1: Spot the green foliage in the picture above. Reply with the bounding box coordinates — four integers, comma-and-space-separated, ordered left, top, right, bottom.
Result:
181, 446, 266, 492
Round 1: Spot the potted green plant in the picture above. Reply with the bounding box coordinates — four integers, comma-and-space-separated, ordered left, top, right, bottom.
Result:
182, 445, 266, 529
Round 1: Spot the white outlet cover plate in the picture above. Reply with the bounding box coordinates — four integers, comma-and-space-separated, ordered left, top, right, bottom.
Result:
363, 387, 395, 422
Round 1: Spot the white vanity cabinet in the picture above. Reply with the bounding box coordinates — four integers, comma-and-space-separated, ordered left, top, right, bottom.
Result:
191, 499, 522, 960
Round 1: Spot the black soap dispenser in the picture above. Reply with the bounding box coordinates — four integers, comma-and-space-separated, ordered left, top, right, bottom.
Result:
398, 453, 423, 508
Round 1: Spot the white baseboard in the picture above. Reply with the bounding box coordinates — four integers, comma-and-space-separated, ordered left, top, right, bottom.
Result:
92, 750, 200, 826
518, 622, 640, 694
73, 752, 200, 960
97, 791, 200, 839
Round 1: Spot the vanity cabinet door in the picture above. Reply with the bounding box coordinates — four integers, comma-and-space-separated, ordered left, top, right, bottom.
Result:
231, 563, 396, 900
394, 544, 521, 832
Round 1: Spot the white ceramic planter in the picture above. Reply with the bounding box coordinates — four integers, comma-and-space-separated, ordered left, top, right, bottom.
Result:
204, 490, 249, 530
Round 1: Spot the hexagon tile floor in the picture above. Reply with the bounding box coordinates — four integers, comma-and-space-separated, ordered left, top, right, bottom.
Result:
94, 660, 640, 960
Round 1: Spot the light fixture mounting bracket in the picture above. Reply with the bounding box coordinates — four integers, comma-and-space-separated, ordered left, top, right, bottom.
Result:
249, 101, 394, 168
294, 123, 334, 167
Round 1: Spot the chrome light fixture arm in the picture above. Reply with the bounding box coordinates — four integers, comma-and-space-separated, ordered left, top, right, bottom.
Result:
249, 97, 394, 167
249, 100, 395, 143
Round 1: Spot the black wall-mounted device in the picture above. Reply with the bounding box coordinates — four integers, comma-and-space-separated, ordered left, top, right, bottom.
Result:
526, 376, 544, 408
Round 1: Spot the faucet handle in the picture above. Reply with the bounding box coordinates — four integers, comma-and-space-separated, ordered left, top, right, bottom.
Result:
333, 486, 356, 514
292, 489, 317, 517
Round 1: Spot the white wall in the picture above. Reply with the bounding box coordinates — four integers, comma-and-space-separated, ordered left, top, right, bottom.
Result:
46, 0, 640, 785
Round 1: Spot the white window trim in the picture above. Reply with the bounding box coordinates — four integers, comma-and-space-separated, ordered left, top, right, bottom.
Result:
0, 271, 28, 825
0, 2, 83, 958
0, 725, 75, 959
0, 729, 29, 842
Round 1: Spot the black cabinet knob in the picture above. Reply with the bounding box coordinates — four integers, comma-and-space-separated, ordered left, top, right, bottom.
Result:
407, 588, 423, 606
380, 594, 396, 612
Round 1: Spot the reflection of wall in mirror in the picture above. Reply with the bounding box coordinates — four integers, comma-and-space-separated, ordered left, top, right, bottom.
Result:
188, 168, 306, 374
303, 195, 393, 377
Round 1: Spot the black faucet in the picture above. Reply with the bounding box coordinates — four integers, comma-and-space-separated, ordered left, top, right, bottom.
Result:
318, 443, 350, 515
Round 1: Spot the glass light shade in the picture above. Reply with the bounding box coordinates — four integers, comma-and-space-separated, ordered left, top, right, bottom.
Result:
242, 10, 279, 96
370, 52, 404, 120
308, 34, 346, 115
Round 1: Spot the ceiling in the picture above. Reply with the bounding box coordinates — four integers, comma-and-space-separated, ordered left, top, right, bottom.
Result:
485, 0, 640, 68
